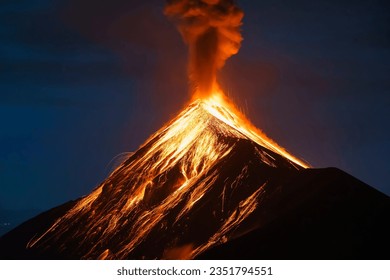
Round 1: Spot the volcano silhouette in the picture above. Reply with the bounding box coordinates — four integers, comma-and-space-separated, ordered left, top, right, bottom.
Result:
1, 100, 389, 259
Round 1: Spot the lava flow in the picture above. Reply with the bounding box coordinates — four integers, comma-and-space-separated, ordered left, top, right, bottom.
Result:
192, 92, 308, 168
2, 0, 390, 262
26, 0, 308, 259
27, 89, 307, 259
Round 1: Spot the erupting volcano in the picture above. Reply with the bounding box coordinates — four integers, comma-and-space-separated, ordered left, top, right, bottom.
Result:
23, 93, 307, 260
1, 0, 389, 260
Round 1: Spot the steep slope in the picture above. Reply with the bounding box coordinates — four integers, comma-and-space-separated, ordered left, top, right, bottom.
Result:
22, 99, 303, 259
1, 99, 388, 260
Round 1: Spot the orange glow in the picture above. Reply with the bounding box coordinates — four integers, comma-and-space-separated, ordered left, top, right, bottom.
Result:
193, 88, 309, 168
26, 0, 309, 260
165, 0, 244, 97
28, 88, 308, 259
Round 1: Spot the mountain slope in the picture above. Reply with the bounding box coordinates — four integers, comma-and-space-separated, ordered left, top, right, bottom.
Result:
1, 99, 389, 259
20, 99, 303, 259
0, 200, 78, 259
0, 208, 42, 237
199, 168, 390, 259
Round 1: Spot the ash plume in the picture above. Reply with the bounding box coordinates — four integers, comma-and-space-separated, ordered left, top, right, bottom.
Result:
165, 0, 243, 97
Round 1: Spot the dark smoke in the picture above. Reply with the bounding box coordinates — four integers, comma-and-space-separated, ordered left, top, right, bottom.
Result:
165, 0, 243, 97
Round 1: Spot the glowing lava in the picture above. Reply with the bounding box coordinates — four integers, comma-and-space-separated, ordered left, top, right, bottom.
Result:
27, 0, 308, 260
28, 90, 307, 259
193, 90, 308, 168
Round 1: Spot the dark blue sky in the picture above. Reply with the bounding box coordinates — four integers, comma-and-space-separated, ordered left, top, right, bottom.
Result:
0, 0, 389, 212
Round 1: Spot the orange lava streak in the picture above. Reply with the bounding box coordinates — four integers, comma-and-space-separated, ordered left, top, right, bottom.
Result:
28, 90, 308, 259
190, 182, 267, 258
194, 89, 309, 168
27, 0, 309, 260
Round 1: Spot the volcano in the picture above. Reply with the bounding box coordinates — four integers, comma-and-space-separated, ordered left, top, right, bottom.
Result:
1, 97, 389, 260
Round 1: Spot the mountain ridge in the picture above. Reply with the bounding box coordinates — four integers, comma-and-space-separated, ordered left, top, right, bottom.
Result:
1, 100, 389, 259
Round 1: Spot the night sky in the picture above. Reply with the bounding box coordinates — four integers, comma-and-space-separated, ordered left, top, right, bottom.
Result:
1, 0, 389, 215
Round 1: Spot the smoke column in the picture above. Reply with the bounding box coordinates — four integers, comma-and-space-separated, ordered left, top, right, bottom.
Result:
165, 0, 243, 98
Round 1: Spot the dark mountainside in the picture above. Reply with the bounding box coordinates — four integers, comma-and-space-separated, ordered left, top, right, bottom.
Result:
199, 168, 390, 259
0, 208, 42, 237
1, 167, 389, 260
0, 200, 78, 259
1, 101, 389, 260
